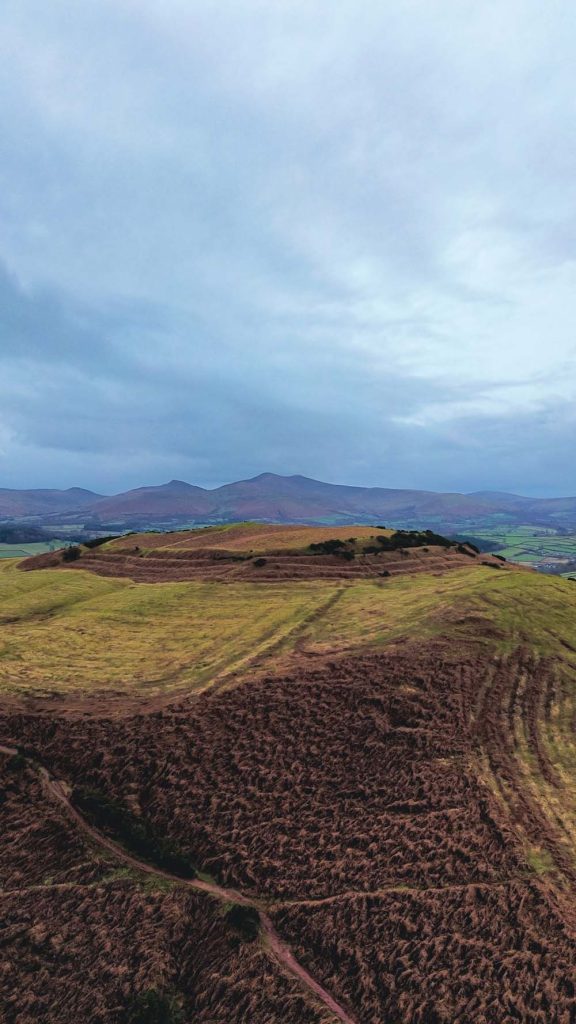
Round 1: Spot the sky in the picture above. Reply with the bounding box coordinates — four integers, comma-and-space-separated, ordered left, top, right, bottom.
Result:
1, 0, 575, 497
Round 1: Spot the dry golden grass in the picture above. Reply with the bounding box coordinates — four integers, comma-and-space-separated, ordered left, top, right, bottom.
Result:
107, 522, 395, 553
0, 560, 336, 695
0, 561, 499, 696
3, 550, 576, 709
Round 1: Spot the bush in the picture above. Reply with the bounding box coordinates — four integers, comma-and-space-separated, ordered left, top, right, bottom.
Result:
72, 788, 197, 879
126, 990, 183, 1024
5, 752, 27, 772
376, 529, 454, 552
253, 557, 267, 567
62, 546, 81, 562
309, 539, 346, 554
456, 543, 476, 557
224, 904, 260, 941
83, 535, 117, 549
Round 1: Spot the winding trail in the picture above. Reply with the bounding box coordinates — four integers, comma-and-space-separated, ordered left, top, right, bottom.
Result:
0, 744, 357, 1024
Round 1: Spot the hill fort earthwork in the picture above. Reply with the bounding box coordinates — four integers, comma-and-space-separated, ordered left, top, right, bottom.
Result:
2, 523, 576, 1022
5, 473, 576, 578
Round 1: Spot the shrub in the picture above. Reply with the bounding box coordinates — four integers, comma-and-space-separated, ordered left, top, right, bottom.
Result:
456, 543, 476, 557
5, 752, 27, 772
224, 904, 260, 941
72, 788, 197, 879
253, 557, 267, 567
62, 546, 81, 562
309, 539, 346, 554
126, 990, 183, 1024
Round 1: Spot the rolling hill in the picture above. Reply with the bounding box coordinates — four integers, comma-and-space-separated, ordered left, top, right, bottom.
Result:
3, 473, 576, 531
0, 486, 103, 517
2, 525, 576, 1020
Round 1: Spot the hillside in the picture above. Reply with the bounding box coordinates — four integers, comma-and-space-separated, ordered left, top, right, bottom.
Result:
20, 524, 511, 586
1, 525, 576, 1021
3, 473, 576, 531
0, 486, 103, 517
85, 473, 576, 528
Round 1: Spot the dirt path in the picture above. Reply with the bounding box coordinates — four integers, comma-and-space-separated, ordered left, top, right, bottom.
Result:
273, 875, 535, 909
0, 744, 357, 1024
258, 913, 357, 1024
202, 583, 354, 701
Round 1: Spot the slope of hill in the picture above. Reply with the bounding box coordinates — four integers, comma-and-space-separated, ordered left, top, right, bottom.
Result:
89, 473, 510, 524
0, 486, 104, 517
1, 526, 576, 1021
91, 479, 212, 517
4, 473, 576, 531
20, 524, 510, 586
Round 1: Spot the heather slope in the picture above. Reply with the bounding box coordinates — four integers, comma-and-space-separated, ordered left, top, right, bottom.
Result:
2, 528, 576, 1022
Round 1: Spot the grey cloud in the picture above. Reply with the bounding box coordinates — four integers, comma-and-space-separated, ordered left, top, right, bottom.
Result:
0, 1, 575, 494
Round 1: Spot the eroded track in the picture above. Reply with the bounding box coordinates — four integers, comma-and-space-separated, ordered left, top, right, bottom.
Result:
0, 744, 357, 1024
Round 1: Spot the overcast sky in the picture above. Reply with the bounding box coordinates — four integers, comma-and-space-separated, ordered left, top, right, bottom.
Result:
1, 1, 575, 495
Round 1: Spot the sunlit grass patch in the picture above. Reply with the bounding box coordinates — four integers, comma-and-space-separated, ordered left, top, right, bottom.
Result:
106, 522, 395, 554
0, 561, 335, 695
3, 557, 576, 699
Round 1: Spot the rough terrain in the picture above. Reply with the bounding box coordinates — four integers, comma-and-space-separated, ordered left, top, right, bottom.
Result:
1, 525, 576, 1022
21, 524, 512, 583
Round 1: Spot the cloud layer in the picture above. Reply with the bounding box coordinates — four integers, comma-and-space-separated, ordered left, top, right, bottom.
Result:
1, 0, 575, 494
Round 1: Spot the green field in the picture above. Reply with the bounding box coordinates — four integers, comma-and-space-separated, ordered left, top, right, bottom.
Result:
2, 555, 576, 696
465, 525, 576, 576
0, 542, 53, 559
0, 560, 336, 695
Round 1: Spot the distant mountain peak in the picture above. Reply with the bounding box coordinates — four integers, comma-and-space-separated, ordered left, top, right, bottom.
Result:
2, 474, 576, 529
246, 472, 279, 481
65, 486, 106, 497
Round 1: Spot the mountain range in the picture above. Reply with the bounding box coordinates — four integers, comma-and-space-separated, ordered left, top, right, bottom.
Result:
1, 474, 576, 531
